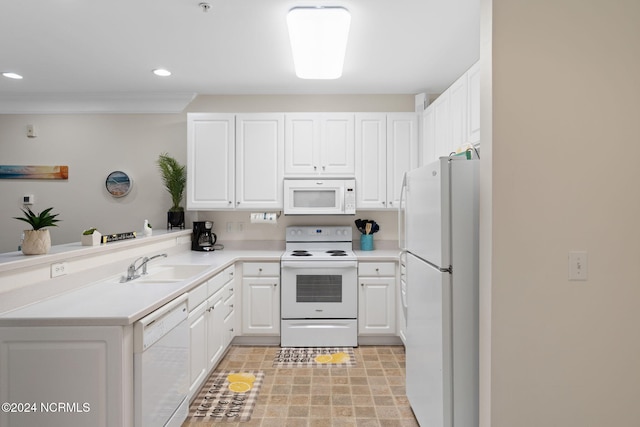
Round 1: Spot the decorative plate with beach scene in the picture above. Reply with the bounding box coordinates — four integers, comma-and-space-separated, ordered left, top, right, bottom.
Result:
105, 171, 132, 197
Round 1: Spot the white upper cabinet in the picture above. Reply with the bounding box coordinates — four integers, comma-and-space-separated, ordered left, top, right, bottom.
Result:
235, 114, 284, 210
187, 113, 235, 210
466, 61, 481, 144
431, 91, 451, 160
420, 61, 480, 165
284, 113, 355, 176
449, 73, 468, 153
355, 113, 418, 210
421, 106, 436, 166
355, 114, 387, 209
386, 113, 418, 208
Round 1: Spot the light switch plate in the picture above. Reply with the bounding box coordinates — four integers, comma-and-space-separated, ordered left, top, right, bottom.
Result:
568, 251, 587, 281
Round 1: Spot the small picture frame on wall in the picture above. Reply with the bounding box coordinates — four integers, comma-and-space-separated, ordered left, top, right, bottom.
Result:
105, 171, 132, 197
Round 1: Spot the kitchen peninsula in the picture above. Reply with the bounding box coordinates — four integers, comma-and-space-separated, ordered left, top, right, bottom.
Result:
0, 229, 400, 427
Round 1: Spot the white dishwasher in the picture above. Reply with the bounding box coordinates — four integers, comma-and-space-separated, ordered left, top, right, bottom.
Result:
134, 294, 189, 427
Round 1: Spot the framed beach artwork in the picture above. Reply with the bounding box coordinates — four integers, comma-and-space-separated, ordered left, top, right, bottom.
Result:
0, 165, 69, 180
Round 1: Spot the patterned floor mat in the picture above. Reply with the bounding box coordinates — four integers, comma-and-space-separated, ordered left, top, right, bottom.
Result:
272, 347, 356, 368
187, 370, 264, 422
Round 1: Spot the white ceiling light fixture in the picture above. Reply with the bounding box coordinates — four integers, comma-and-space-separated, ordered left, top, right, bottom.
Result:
2, 72, 23, 80
152, 68, 172, 77
287, 6, 351, 79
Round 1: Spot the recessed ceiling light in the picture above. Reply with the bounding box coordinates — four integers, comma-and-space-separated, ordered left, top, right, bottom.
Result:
2, 72, 23, 80
152, 69, 172, 77
287, 6, 351, 79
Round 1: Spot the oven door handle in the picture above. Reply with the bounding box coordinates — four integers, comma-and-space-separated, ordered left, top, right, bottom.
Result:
281, 261, 358, 269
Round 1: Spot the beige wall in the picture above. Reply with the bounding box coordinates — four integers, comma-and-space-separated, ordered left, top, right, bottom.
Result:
484, 1, 640, 426
0, 95, 413, 253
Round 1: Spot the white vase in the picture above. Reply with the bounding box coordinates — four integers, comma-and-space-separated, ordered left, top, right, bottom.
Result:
22, 229, 51, 255
81, 232, 102, 246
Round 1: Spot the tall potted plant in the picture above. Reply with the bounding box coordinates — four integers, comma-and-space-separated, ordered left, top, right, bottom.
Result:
157, 152, 186, 228
14, 207, 61, 255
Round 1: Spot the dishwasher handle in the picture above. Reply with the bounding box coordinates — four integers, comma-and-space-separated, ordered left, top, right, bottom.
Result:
134, 294, 188, 353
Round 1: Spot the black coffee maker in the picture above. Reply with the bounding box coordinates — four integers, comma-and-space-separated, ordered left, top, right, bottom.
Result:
192, 221, 217, 251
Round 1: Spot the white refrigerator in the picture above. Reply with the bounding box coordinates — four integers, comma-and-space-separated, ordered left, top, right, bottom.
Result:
399, 157, 479, 427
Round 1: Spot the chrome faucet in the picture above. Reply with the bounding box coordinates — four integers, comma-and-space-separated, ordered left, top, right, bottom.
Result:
122, 253, 167, 282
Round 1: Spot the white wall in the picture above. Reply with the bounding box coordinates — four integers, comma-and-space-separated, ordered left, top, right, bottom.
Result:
484, 1, 640, 426
0, 95, 413, 253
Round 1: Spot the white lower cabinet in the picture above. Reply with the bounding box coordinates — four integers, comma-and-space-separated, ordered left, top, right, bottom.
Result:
0, 325, 130, 427
358, 262, 396, 335
242, 262, 280, 335
187, 265, 235, 400
206, 287, 226, 370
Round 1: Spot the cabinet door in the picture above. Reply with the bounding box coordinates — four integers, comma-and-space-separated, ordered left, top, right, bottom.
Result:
449, 74, 468, 153
236, 114, 285, 209
284, 113, 319, 176
355, 113, 387, 209
387, 113, 418, 208
188, 302, 208, 397
223, 293, 236, 347
242, 276, 280, 335
320, 113, 355, 176
187, 113, 235, 209
206, 289, 225, 369
432, 93, 451, 159
421, 106, 436, 166
466, 61, 481, 144
358, 276, 396, 335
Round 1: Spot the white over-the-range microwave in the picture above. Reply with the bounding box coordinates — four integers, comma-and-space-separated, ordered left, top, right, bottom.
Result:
283, 179, 356, 215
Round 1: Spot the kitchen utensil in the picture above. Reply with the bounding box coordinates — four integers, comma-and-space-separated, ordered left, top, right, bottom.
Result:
365, 222, 372, 235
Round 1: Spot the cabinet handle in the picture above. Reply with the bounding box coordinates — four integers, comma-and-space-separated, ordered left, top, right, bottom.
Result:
229, 287, 234, 292
382, 201, 386, 205
259, 268, 262, 272
322, 165, 326, 171
228, 201, 232, 204
361, 283, 364, 286
237, 201, 240, 205
229, 304, 234, 308
313, 166, 317, 171
376, 268, 379, 272
389, 201, 393, 206
274, 283, 278, 287
230, 328, 234, 332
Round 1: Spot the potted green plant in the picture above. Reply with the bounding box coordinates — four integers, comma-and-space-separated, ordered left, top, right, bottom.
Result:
81, 227, 102, 246
14, 207, 61, 255
157, 152, 186, 228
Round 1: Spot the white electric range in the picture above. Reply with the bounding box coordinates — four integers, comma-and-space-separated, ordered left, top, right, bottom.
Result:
280, 226, 358, 347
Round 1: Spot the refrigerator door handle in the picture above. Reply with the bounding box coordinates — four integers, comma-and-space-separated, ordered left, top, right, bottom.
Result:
398, 172, 408, 251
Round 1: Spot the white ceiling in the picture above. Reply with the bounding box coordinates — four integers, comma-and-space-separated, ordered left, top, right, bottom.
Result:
0, 0, 480, 113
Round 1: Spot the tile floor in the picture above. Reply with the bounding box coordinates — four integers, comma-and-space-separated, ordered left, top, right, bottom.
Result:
183, 345, 419, 427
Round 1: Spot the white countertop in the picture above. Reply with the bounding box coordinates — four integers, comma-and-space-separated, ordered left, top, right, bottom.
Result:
0, 244, 400, 328
0, 249, 281, 327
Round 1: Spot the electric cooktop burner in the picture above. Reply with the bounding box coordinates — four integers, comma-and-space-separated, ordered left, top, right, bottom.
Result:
327, 250, 348, 256
291, 250, 312, 257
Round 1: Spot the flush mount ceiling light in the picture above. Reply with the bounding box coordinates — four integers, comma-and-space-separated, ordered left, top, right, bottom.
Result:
152, 68, 172, 77
287, 6, 351, 79
2, 72, 23, 80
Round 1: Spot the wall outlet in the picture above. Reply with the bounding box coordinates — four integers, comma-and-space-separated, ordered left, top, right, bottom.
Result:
51, 262, 68, 278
